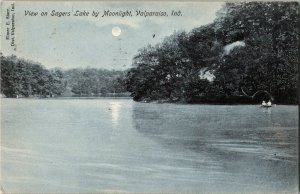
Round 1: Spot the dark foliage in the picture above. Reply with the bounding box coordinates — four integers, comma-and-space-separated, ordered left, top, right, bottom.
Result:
0, 55, 127, 98
1, 55, 66, 98
124, 2, 298, 104
64, 68, 126, 96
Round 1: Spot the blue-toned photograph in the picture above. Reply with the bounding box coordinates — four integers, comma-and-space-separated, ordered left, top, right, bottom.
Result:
0, 1, 298, 193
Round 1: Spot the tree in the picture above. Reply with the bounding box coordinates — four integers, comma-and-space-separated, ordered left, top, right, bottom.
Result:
124, 2, 298, 104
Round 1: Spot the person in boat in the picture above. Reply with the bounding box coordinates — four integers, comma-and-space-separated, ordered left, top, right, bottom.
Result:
267, 100, 272, 106
262, 100, 267, 106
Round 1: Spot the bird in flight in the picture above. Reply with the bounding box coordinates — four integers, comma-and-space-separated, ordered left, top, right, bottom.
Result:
152, 34, 155, 38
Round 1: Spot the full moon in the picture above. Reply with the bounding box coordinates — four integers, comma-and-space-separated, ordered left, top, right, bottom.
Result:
112, 27, 121, 37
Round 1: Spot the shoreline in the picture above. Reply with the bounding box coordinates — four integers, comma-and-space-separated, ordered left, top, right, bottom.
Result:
1, 96, 297, 105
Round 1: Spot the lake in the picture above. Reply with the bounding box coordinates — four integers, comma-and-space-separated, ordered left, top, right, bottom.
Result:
1, 98, 298, 193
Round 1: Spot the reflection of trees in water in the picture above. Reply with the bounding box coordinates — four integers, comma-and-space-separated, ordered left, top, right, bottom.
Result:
132, 104, 297, 162
132, 104, 171, 139
132, 103, 246, 156
131, 104, 298, 190
132, 103, 228, 175
262, 107, 297, 156
133, 103, 297, 188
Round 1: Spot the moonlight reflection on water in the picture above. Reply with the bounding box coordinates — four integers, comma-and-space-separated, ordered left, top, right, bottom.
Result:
109, 101, 122, 125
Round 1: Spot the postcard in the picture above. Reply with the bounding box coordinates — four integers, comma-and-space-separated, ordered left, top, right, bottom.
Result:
0, 1, 298, 193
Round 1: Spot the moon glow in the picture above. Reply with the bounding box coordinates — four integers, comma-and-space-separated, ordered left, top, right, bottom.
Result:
112, 27, 122, 37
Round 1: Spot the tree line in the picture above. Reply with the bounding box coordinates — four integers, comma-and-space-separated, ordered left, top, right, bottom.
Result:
0, 55, 128, 98
1, 2, 298, 104
124, 2, 298, 104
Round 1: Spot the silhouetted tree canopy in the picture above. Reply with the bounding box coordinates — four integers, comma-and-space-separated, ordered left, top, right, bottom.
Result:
1, 55, 67, 97
1, 55, 127, 98
124, 2, 298, 104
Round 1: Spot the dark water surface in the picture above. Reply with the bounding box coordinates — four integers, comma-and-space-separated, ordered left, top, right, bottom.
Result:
1, 99, 298, 193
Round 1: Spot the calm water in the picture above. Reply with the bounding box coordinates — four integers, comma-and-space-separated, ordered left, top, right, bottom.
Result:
1, 98, 298, 193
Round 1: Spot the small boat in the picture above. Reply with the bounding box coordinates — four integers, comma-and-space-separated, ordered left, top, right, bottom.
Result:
261, 100, 272, 108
